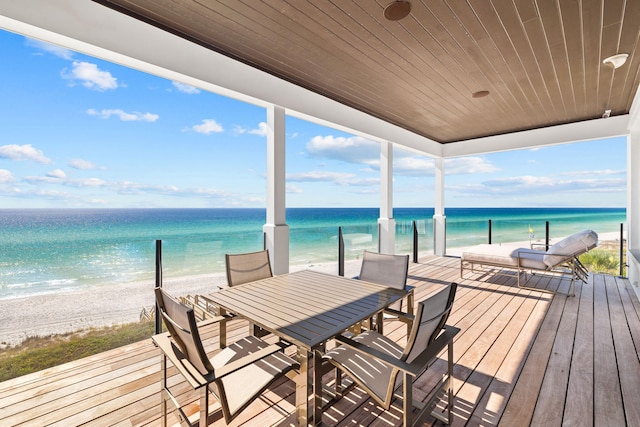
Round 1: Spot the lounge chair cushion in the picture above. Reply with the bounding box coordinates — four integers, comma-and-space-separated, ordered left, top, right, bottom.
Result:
543, 230, 598, 267
461, 244, 547, 270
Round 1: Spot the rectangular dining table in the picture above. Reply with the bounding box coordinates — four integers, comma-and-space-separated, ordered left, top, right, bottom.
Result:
203, 269, 412, 426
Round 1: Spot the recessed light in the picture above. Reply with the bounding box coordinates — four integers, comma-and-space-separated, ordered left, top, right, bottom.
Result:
472, 90, 490, 98
603, 53, 629, 69
384, 1, 412, 21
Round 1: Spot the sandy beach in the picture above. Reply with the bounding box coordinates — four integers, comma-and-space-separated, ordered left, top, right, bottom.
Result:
0, 260, 362, 347
0, 231, 622, 347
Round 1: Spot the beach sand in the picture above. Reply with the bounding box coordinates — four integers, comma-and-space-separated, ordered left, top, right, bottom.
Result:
0, 260, 362, 347
0, 232, 622, 347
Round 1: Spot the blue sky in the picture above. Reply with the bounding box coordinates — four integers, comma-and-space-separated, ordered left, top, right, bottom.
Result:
0, 29, 627, 209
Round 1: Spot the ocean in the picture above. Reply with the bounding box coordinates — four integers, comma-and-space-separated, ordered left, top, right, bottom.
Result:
0, 207, 626, 299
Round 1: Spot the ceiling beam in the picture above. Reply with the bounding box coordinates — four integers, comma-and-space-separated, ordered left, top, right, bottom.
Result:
442, 115, 630, 158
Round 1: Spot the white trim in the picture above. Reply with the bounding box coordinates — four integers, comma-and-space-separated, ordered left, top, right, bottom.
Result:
442, 115, 630, 158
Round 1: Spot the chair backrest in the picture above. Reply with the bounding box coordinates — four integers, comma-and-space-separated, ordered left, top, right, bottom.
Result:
403, 282, 457, 364
154, 287, 214, 375
543, 229, 598, 267
358, 250, 409, 290
225, 249, 273, 286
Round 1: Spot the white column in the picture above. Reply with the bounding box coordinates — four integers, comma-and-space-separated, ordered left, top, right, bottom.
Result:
378, 141, 396, 254
433, 157, 446, 256
628, 132, 640, 295
263, 105, 289, 274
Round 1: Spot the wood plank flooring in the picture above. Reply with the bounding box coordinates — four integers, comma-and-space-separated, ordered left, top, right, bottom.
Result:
1, 255, 639, 426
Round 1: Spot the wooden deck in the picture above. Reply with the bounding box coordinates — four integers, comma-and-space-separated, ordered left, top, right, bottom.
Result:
2, 255, 640, 426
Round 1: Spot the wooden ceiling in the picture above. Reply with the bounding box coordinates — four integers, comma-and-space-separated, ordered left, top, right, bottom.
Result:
94, 0, 640, 144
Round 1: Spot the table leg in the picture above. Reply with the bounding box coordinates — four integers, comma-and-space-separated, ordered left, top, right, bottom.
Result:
218, 308, 227, 349
296, 347, 309, 426
296, 347, 323, 426
312, 348, 323, 424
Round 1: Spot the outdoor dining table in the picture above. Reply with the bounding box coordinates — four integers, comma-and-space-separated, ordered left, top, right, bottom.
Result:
203, 269, 413, 426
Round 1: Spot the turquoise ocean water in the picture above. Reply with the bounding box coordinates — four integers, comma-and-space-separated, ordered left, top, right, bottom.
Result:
0, 208, 626, 299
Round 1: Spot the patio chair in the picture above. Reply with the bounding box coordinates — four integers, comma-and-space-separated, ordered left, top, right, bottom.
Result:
152, 287, 299, 426
460, 229, 598, 296
225, 249, 273, 286
225, 249, 273, 337
358, 250, 413, 334
323, 282, 459, 426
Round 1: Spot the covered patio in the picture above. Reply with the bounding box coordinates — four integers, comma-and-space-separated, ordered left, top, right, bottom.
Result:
1, 1, 640, 426
1, 256, 639, 426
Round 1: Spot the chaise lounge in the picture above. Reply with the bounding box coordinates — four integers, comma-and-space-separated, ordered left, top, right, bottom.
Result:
460, 229, 598, 296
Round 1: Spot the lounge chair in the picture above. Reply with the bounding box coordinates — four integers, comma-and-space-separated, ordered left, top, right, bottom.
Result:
152, 287, 299, 426
460, 229, 598, 296
323, 282, 459, 426
357, 250, 413, 334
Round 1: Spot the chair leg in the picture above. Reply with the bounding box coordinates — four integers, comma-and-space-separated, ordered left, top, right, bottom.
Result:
161, 355, 168, 427
403, 372, 413, 427
199, 386, 209, 427
446, 340, 454, 424
335, 368, 343, 397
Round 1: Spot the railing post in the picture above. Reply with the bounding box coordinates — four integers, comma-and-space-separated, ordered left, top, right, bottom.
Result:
488, 219, 492, 244
155, 239, 162, 335
545, 221, 550, 251
412, 220, 418, 263
620, 223, 625, 277
338, 227, 345, 276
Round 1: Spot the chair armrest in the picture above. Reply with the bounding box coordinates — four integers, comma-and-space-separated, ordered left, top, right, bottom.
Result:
405, 325, 460, 375
197, 314, 230, 328
153, 332, 209, 389
333, 325, 459, 377
333, 334, 415, 374
214, 342, 296, 379
153, 333, 295, 387
382, 308, 414, 324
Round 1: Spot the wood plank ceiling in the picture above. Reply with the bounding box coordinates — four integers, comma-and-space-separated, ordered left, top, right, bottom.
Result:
94, 0, 640, 144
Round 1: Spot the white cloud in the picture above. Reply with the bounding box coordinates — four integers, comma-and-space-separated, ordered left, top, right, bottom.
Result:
192, 119, 224, 134
561, 169, 625, 176
25, 38, 74, 60
306, 135, 379, 164
69, 159, 98, 170
449, 174, 626, 197
0, 169, 15, 183
24, 172, 107, 188
393, 156, 435, 176
286, 184, 303, 193
87, 108, 159, 122
47, 169, 66, 179
287, 171, 378, 187
64, 61, 118, 91
444, 157, 500, 174
172, 81, 201, 94
0, 144, 52, 164
232, 122, 268, 136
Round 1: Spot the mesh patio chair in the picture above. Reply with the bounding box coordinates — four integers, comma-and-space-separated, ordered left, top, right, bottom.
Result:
225, 249, 273, 287
153, 287, 299, 426
357, 250, 412, 334
224, 249, 273, 337
324, 282, 459, 426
